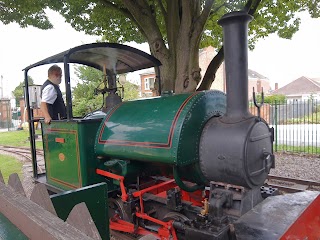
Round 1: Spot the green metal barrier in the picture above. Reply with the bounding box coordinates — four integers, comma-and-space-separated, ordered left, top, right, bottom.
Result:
50, 182, 109, 240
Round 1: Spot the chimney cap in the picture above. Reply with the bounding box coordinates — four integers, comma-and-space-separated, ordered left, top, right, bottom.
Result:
218, 11, 253, 26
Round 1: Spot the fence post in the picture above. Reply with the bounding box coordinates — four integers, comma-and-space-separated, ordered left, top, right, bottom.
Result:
274, 100, 278, 152
6, 101, 10, 131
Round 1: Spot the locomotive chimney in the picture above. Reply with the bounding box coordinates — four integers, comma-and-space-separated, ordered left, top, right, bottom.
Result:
218, 11, 253, 120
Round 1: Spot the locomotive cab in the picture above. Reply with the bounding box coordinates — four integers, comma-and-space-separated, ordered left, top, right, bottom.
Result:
23, 43, 162, 192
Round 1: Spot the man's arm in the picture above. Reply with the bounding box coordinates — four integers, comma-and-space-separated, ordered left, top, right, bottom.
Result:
40, 102, 52, 124
41, 84, 57, 124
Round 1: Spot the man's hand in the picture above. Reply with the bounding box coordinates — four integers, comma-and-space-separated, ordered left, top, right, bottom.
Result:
41, 102, 52, 124
44, 117, 52, 124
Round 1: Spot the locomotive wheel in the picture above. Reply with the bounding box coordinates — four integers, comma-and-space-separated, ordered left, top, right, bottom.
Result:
108, 198, 130, 221
162, 212, 189, 222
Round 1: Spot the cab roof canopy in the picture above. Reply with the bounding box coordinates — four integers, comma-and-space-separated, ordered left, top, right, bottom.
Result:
23, 42, 162, 123
23, 42, 161, 73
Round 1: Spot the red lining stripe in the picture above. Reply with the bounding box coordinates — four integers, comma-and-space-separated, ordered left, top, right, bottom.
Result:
50, 177, 79, 189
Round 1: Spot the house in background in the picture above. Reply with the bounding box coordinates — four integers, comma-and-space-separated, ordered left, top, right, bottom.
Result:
0, 99, 11, 128
201, 47, 270, 99
248, 69, 271, 100
199, 46, 225, 92
272, 76, 320, 101
139, 46, 225, 97
140, 69, 156, 97
139, 46, 270, 98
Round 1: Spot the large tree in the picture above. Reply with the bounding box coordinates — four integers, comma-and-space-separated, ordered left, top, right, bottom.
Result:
1, 0, 319, 93
12, 76, 34, 107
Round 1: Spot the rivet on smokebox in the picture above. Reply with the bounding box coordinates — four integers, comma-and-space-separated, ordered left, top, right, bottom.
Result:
59, 153, 66, 161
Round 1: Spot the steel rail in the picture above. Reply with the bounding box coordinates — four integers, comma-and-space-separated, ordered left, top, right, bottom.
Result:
267, 174, 320, 193
0, 145, 43, 155
268, 174, 320, 187
0, 146, 45, 174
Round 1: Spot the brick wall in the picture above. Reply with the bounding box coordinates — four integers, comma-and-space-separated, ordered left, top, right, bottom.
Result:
199, 46, 225, 92
248, 78, 271, 100
249, 104, 271, 124
0, 99, 11, 121
140, 73, 157, 97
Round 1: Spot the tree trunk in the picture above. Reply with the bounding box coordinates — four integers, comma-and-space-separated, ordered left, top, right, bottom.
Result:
197, 47, 224, 91
150, 32, 201, 93
123, 0, 213, 94
174, 43, 201, 93
157, 0, 204, 94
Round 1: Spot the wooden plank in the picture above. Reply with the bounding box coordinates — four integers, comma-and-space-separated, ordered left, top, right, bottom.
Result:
0, 170, 4, 184
110, 230, 135, 240
8, 173, 26, 196
0, 182, 96, 240
30, 183, 57, 216
66, 202, 101, 240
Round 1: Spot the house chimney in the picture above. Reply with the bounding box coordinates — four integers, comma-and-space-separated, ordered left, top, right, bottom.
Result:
257, 79, 262, 93
275, 83, 278, 90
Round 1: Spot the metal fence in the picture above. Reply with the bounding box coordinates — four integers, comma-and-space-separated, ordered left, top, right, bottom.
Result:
250, 99, 320, 155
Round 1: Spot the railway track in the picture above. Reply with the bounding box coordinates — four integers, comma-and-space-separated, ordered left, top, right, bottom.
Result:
266, 174, 320, 193
0, 145, 45, 174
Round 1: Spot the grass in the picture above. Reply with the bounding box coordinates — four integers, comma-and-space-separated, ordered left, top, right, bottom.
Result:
0, 130, 42, 184
0, 130, 43, 149
0, 154, 23, 183
284, 112, 320, 124
274, 144, 320, 155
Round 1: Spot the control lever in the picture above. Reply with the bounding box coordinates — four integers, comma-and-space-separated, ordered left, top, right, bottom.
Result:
253, 87, 264, 121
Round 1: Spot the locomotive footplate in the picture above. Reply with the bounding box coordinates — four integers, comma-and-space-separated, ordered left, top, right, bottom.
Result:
233, 191, 320, 239
173, 220, 231, 240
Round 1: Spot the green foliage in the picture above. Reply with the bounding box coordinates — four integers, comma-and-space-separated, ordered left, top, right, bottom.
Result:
275, 144, 320, 154
72, 66, 105, 117
200, 0, 319, 49
2, 1, 319, 91
284, 111, 320, 124
120, 80, 140, 101
1, 1, 318, 49
72, 66, 139, 117
254, 94, 286, 104
0, 0, 52, 29
0, 154, 23, 183
266, 94, 287, 104
12, 76, 34, 107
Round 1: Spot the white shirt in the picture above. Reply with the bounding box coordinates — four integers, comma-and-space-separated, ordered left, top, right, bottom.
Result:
41, 84, 57, 104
